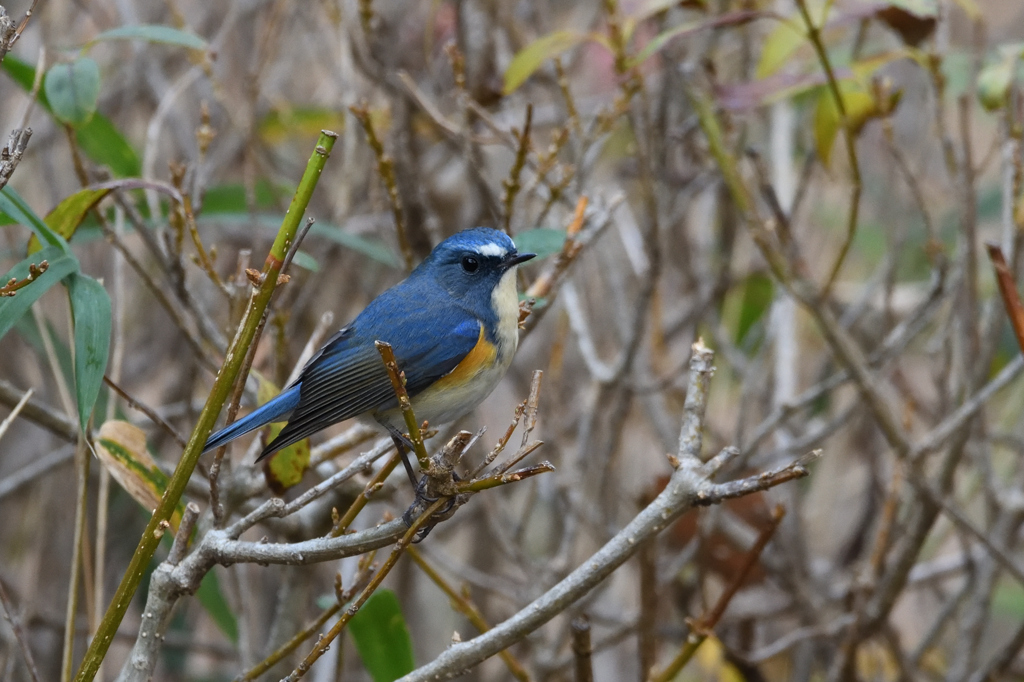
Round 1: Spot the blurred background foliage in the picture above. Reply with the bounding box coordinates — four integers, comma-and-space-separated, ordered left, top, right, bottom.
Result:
3, 0, 1024, 679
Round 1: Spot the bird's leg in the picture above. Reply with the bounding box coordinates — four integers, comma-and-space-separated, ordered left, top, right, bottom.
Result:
385, 424, 420, 489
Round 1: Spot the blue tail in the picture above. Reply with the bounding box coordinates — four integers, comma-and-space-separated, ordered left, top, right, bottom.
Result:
203, 384, 302, 453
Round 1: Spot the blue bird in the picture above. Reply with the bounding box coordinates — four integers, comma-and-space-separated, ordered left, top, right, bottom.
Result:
203, 227, 535, 484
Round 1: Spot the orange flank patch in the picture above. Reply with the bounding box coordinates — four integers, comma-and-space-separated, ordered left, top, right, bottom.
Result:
433, 325, 497, 390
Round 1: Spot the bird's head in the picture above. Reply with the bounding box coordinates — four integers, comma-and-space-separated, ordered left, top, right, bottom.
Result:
418, 227, 536, 301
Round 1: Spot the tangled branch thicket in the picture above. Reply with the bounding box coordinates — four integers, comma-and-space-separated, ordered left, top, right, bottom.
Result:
3, 0, 1024, 680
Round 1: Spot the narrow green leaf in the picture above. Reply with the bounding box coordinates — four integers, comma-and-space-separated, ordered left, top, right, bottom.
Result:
196, 570, 239, 643
290, 250, 319, 272
513, 228, 566, 259
350, 590, 415, 682
44, 58, 101, 128
206, 212, 401, 267
76, 115, 141, 177
67, 273, 111, 432
632, 11, 760, 67
27, 187, 112, 255
201, 181, 281, 213
504, 30, 585, 94
88, 25, 207, 51
0, 186, 71, 253
735, 273, 773, 346
0, 247, 79, 340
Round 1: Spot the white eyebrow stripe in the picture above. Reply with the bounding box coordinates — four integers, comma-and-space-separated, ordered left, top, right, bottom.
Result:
475, 243, 508, 257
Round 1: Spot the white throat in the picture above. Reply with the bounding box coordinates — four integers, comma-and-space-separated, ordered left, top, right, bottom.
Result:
491, 267, 521, 359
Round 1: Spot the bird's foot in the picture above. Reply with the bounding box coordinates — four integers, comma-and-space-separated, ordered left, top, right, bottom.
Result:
402, 473, 462, 542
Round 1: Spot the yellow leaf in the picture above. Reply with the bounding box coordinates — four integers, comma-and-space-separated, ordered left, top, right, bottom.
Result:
259, 107, 347, 146
814, 82, 878, 167
95, 420, 183, 530
756, 19, 806, 79
254, 373, 310, 494
27, 187, 112, 255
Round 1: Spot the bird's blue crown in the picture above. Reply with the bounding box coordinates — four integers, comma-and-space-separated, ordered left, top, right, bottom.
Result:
427, 227, 518, 263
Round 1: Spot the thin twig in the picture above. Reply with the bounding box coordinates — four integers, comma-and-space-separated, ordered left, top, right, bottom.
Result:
102, 376, 187, 447
647, 505, 785, 681
0, 577, 41, 682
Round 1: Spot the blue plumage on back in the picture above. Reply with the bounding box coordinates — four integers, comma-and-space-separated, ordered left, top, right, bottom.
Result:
202, 227, 534, 461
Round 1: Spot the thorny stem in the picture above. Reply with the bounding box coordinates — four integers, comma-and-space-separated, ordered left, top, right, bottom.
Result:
73, 130, 338, 682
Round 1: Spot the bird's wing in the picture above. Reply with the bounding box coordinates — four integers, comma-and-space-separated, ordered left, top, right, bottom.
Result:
262, 303, 481, 457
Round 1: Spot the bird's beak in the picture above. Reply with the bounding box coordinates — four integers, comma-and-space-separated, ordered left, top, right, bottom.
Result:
505, 251, 536, 268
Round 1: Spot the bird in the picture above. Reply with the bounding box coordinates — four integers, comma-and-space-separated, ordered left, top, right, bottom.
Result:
203, 227, 536, 485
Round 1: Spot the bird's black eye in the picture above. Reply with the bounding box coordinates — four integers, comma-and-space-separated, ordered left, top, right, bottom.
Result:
461, 256, 479, 273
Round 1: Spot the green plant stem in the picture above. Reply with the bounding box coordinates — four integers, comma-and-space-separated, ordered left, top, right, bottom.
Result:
793, 0, 861, 294
72, 130, 338, 682
61, 434, 89, 682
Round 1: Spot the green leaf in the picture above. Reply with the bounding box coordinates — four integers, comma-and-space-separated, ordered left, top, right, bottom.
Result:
349, 590, 415, 682
514, 228, 566, 259
735, 273, 773, 346
0, 186, 71, 253
27, 187, 112, 255
76, 115, 141, 177
2, 56, 50, 108
504, 30, 585, 94
88, 25, 207, 51
201, 181, 281, 213
4, 56, 139, 176
977, 58, 1014, 111
196, 570, 239, 643
0, 247, 79, 340
756, 19, 805, 79
44, 58, 101, 128
68, 273, 111, 432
